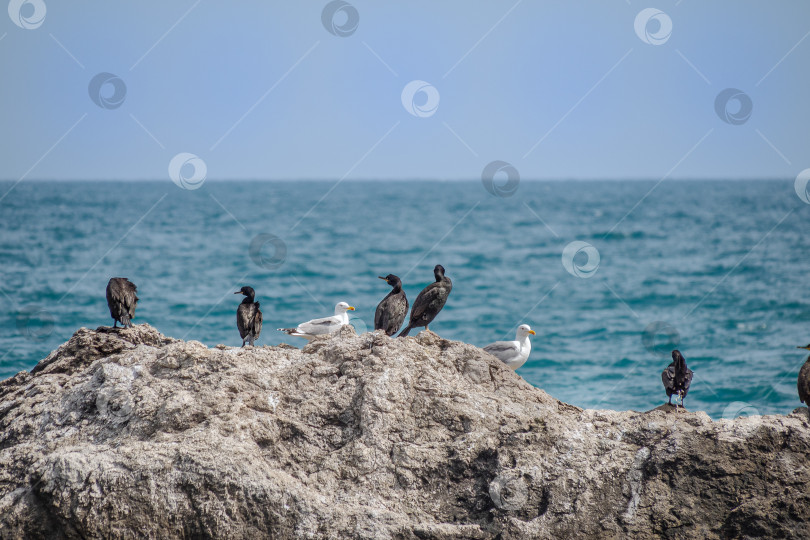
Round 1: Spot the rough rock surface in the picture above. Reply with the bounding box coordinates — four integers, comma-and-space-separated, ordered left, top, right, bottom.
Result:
1, 324, 809, 539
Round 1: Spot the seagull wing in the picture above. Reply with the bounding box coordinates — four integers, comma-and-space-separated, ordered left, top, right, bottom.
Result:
296, 315, 342, 336
483, 341, 520, 362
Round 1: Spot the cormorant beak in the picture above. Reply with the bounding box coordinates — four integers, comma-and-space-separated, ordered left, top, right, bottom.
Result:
798, 346, 810, 350
528, 330, 536, 335
234, 291, 241, 294
378, 276, 386, 280
348, 306, 355, 311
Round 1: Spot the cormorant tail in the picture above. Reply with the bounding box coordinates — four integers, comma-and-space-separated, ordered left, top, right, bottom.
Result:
120, 314, 131, 328
398, 325, 412, 338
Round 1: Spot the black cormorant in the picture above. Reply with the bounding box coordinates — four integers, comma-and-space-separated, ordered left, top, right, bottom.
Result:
398, 265, 452, 337
235, 286, 263, 347
374, 274, 408, 336
797, 345, 810, 404
106, 277, 138, 328
662, 349, 693, 408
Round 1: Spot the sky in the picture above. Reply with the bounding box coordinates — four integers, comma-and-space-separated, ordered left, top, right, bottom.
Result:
1, 0, 809, 181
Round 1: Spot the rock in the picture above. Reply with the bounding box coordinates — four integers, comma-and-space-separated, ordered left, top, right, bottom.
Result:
0, 324, 808, 539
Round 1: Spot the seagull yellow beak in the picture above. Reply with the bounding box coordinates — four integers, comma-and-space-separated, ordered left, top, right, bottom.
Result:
528, 330, 536, 335
348, 306, 355, 311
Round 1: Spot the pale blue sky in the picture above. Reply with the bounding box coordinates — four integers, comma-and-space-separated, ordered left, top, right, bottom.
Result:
1, 1, 809, 181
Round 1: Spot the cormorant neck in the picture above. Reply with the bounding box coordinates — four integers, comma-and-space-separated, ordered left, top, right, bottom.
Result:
242, 294, 254, 304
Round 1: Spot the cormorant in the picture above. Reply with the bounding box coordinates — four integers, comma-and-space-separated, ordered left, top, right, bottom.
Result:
374, 274, 408, 336
662, 349, 693, 407
797, 344, 810, 404
278, 302, 355, 340
235, 286, 263, 347
398, 265, 452, 337
483, 324, 536, 370
106, 277, 138, 328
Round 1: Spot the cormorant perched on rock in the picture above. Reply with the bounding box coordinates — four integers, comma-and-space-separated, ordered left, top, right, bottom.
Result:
235, 286, 263, 347
278, 302, 355, 340
398, 265, 452, 337
106, 277, 138, 328
797, 345, 810, 404
662, 349, 693, 408
374, 274, 408, 336
483, 324, 536, 370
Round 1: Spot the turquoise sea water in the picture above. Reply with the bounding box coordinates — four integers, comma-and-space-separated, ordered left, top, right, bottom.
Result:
1, 179, 808, 419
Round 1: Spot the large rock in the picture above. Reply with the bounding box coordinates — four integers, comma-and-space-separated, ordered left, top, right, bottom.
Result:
0, 324, 808, 539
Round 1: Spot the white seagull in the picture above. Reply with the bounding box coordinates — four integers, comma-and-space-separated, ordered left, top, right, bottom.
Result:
483, 324, 536, 370
278, 302, 355, 340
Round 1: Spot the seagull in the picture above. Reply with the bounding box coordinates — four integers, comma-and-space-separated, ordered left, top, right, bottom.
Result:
662, 349, 693, 408
235, 286, 263, 347
797, 344, 810, 404
278, 302, 355, 340
106, 277, 138, 328
374, 274, 408, 336
483, 324, 536, 370
398, 265, 452, 337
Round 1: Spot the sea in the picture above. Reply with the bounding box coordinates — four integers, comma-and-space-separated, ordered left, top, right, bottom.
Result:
1, 179, 808, 420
